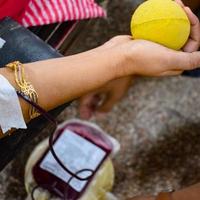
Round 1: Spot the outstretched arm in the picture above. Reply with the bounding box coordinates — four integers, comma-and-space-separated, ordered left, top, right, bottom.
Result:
1, 34, 200, 136
79, 0, 200, 119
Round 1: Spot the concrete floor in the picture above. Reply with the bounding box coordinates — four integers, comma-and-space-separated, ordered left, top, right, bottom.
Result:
2, 0, 200, 199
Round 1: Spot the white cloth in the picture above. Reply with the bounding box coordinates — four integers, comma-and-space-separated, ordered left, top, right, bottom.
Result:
0, 75, 27, 133
0, 38, 5, 49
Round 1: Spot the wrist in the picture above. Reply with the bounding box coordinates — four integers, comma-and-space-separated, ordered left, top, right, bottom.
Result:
105, 46, 129, 79
112, 44, 137, 78
83, 46, 124, 81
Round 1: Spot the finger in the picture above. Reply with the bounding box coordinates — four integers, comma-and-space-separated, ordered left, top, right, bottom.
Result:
159, 70, 183, 76
171, 51, 200, 71
175, 0, 185, 7
183, 7, 200, 52
79, 94, 100, 119
183, 38, 199, 52
175, 0, 200, 52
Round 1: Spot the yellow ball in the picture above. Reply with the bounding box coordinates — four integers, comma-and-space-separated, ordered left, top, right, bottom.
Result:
130, 0, 190, 50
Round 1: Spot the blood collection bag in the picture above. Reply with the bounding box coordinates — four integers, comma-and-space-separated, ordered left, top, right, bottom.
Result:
25, 119, 120, 200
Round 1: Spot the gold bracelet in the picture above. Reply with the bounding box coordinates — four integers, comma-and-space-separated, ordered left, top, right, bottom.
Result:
6, 61, 40, 119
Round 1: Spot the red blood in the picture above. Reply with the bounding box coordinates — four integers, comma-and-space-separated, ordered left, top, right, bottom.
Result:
33, 122, 112, 199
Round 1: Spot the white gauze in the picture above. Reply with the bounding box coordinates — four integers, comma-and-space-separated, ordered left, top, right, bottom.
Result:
0, 75, 27, 133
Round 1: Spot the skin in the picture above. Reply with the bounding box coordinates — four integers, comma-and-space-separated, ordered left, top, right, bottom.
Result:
0, 0, 199, 199
128, 2, 200, 200
1, 34, 200, 137
79, 0, 200, 120
0, 1, 200, 136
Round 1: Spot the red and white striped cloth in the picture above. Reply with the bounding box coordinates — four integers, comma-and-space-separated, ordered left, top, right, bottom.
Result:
20, 0, 106, 27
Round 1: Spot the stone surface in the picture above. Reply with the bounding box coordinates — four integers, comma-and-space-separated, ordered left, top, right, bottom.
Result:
1, 1, 200, 200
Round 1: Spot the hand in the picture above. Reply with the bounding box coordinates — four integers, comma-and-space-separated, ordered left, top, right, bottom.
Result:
119, 38, 200, 77
79, 76, 133, 119
78, 0, 200, 119
176, 0, 200, 52
114, 0, 200, 77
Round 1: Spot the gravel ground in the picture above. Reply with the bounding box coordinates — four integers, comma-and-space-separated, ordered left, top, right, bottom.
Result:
2, 1, 200, 200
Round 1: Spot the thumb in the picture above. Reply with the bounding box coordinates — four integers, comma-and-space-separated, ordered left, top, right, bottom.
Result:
170, 51, 200, 71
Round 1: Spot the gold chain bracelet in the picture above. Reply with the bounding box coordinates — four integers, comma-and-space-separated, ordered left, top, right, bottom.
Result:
6, 61, 40, 119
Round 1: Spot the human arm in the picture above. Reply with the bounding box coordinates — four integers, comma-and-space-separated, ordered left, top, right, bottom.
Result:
79, 0, 200, 119
1, 33, 200, 136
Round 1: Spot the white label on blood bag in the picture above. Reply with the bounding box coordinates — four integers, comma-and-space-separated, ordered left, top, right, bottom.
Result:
40, 129, 106, 192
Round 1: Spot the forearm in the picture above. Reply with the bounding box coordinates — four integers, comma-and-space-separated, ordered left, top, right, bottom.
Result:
1, 34, 200, 136
0, 46, 120, 122
26, 50, 118, 110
